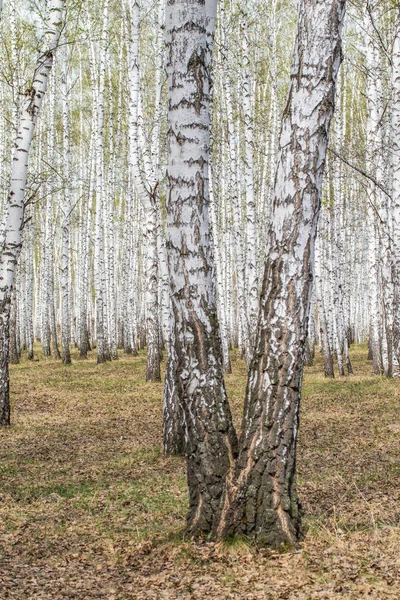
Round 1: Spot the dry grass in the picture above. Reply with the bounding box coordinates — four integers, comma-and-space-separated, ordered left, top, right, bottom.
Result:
0, 344, 399, 598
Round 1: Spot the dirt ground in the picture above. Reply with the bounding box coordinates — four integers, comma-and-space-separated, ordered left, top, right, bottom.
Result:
1, 345, 400, 599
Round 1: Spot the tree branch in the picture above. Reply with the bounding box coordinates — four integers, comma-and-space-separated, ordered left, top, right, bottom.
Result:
328, 147, 392, 199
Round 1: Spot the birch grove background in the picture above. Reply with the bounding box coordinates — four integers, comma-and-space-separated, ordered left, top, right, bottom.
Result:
0, 0, 395, 382
0, 0, 397, 384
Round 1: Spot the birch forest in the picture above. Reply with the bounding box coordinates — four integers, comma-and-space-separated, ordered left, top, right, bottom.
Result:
1, 0, 400, 597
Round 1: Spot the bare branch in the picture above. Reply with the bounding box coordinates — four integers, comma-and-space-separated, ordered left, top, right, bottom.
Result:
328, 147, 392, 200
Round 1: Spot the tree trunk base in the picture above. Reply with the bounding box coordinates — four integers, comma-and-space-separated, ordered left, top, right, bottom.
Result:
62, 350, 72, 365
97, 353, 111, 364
304, 341, 314, 367
146, 372, 162, 383
53, 346, 61, 360
215, 489, 303, 550
0, 412, 11, 427
0, 376, 10, 427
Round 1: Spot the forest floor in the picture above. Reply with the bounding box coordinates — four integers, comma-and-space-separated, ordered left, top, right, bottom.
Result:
0, 345, 400, 599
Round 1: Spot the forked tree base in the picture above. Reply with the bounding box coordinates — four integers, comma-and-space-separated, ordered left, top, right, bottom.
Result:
214, 507, 303, 550
97, 345, 111, 363
183, 495, 303, 550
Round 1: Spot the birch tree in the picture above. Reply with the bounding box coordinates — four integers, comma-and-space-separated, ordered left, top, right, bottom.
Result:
213, 0, 346, 547
128, 0, 163, 382
0, 0, 65, 426
166, 0, 238, 533
60, 33, 71, 365
214, 0, 346, 547
91, 0, 111, 364
166, 0, 345, 545
391, 6, 400, 370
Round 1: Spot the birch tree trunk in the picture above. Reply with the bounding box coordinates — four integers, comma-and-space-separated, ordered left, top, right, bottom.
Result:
365, 9, 385, 376
0, 0, 65, 426
241, 10, 259, 363
41, 190, 51, 357
215, 0, 346, 547
391, 7, 400, 371
166, 0, 238, 535
128, 0, 161, 382
9, 287, 19, 365
163, 309, 185, 456
91, 0, 111, 364
46, 67, 61, 362
25, 210, 34, 361
316, 225, 335, 377
220, 15, 249, 361
79, 102, 95, 359
60, 35, 71, 365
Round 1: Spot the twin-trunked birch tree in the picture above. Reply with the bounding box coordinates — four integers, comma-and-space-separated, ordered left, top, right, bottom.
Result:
5, 0, 400, 547
165, 0, 345, 546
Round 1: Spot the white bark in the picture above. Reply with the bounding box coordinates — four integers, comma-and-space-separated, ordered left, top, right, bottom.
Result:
128, 0, 161, 382
90, 0, 111, 364
166, 0, 238, 531
391, 7, 400, 371
241, 11, 259, 363
60, 34, 71, 364
0, 0, 65, 425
